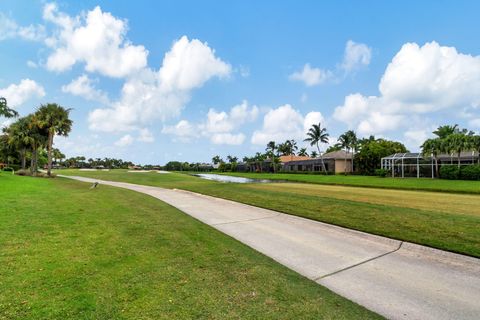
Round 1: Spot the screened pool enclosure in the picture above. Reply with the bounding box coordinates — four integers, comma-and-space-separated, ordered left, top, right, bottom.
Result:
381, 152, 480, 178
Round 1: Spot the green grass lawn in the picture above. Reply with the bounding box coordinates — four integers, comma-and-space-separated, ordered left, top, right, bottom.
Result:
218, 172, 480, 194
57, 170, 480, 258
0, 173, 379, 319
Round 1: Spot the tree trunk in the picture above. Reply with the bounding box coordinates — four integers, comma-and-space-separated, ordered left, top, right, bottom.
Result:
31, 145, 38, 176
317, 142, 327, 174
458, 152, 461, 169
344, 148, 347, 175
21, 148, 26, 170
47, 131, 54, 176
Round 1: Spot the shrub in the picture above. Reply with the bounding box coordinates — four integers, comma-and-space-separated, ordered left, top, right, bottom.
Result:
16, 169, 30, 176
2, 167, 14, 172
459, 165, 480, 180
374, 168, 389, 177
439, 165, 460, 180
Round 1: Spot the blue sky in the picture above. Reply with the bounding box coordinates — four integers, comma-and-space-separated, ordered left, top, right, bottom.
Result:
1, 1, 480, 164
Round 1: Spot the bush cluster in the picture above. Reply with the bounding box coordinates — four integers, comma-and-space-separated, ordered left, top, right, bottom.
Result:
440, 165, 480, 180
374, 168, 389, 177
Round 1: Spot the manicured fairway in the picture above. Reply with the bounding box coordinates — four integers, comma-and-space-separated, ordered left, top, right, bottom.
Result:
219, 172, 480, 194
0, 173, 379, 319
58, 170, 480, 258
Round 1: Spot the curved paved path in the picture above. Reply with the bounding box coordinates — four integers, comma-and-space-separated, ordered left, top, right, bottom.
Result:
63, 175, 480, 320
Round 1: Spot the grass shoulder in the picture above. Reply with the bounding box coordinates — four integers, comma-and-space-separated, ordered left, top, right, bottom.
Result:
0, 173, 379, 319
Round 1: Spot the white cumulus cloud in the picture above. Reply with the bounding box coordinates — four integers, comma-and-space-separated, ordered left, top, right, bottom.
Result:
137, 128, 154, 143
333, 41, 480, 136
162, 120, 197, 143
62, 75, 109, 104
251, 104, 325, 145
0, 13, 45, 41
289, 64, 331, 86
0, 79, 45, 108
43, 3, 148, 78
341, 40, 372, 72
162, 100, 256, 145
114, 134, 134, 147
88, 36, 231, 133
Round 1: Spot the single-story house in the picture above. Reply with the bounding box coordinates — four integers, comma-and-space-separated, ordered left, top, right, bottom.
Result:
281, 150, 354, 174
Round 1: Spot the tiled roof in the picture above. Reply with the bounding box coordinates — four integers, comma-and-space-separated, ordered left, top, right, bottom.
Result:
279, 155, 312, 163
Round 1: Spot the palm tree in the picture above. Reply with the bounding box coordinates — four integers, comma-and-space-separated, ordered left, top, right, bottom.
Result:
473, 135, 480, 165
34, 103, 73, 176
265, 141, 277, 172
421, 138, 442, 177
0, 97, 18, 118
310, 150, 318, 158
212, 155, 223, 165
345, 130, 358, 172
304, 123, 329, 173
298, 147, 308, 156
226, 155, 238, 163
433, 124, 459, 139
337, 133, 352, 174
277, 140, 298, 156
25, 115, 47, 175
445, 133, 469, 168
6, 117, 33, 170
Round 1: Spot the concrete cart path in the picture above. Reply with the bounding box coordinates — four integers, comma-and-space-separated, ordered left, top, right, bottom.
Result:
63, 175, 480, 320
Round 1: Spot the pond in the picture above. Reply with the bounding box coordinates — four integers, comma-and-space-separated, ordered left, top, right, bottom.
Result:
194, 173, 275, 184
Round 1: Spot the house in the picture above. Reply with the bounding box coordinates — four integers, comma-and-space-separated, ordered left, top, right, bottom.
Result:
281, 150, 354, 174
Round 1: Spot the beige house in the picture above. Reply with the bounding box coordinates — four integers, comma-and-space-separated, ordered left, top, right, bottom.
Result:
281, 150, 354, 174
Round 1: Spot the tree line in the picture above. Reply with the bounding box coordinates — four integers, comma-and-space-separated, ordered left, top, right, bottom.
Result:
422, 125, 480, 176
211, 123, 408, 175
1, 98, 72, 177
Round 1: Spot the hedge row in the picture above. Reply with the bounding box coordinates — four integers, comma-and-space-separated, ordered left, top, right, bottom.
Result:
439, 165, 480, 180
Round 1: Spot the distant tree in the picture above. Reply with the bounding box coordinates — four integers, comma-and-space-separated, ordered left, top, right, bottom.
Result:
278, 139, 298, 156
51, 148, 65, 165
212, 155, 223, 165
297, 148, 308, 156
226, 155, 238, 163
310, 150, 318, 158
304, 123, 329, 173
355, 138, 408, 175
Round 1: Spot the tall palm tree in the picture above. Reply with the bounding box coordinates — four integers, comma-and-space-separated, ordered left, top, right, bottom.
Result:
34, 103, 73, 176
0, 97, 18, 118
445, 133, 469, 168
6, 117, 32, 170
345, 130, 358, 172
265, 141, 277, 172
304, 123, 329, 173
421, 138, 442, 177
24, 114, 47, 175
